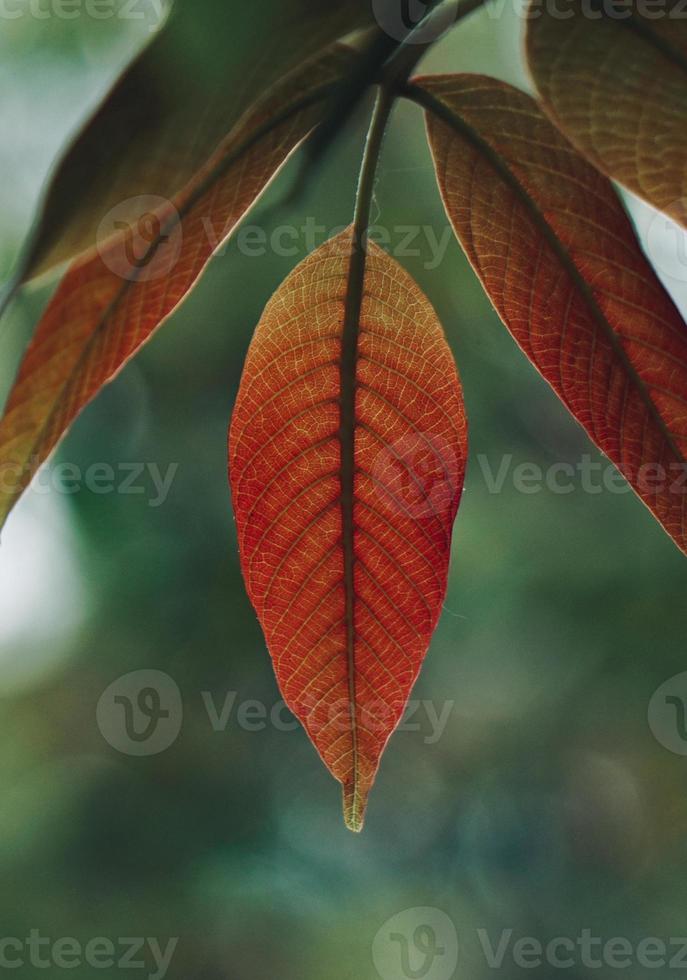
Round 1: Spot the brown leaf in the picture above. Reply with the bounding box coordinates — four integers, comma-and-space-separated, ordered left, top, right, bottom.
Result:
416, 73, 687, 552
526, 2, 687, 226
18, 0, 373, 281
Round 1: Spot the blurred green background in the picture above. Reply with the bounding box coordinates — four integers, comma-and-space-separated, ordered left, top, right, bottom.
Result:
1, 3, 687, 978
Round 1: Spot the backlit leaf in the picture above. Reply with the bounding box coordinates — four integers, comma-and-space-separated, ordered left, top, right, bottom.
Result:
0, 45, 356, 529
17, 0, 374, 282
417, 74, 687, 552
229, 231, 467, 831
526, 3, 687, 226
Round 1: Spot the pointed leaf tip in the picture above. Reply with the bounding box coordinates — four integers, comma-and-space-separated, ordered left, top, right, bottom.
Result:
343, 781, 367, 833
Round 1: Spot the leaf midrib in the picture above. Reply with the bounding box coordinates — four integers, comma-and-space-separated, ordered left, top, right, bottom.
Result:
339, 87, 394, 831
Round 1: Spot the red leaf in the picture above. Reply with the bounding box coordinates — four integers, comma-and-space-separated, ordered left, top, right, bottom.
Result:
416, 74, 687, 553
229, 231, 467, 830
0, 45, 355, 529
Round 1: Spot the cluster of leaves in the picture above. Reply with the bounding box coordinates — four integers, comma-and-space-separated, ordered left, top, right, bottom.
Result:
2, 0, 686, 829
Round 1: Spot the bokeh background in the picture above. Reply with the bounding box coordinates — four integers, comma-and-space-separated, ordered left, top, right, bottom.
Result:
1, 3, 687, 978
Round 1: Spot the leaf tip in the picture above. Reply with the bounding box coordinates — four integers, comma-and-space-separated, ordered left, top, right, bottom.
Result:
342, 781, 367, 834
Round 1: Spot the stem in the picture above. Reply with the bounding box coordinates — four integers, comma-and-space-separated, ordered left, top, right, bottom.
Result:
352, 90, 395, 248
339, 85, 395, 833
382, 0, 491, 87
279, 0, 486, 210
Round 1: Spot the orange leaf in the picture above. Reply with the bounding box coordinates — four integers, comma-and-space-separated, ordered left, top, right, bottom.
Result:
415, 74, 687, 552
526, 4, 687, 226
0, 45, 355, 529
229, 231, 467, 831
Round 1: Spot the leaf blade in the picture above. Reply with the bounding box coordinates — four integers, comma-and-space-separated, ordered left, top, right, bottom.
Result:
525, 3, 687, 226
18, 0, 374, 281
229, 231, 467, 830
417, 73, 687, 552
0, 45, 355, 529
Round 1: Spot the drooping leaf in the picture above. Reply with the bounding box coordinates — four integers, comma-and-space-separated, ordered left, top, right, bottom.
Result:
229, 231, 467, 831
526, 2, 687, 226
415, 74, 687, 553
0, 45, 356, 530
15, 0, 374, 283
